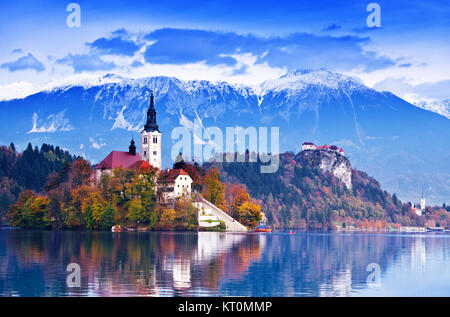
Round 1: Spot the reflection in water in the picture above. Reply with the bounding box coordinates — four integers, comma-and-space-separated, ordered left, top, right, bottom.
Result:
411, 238, 426, 269
0, 229, 449, 296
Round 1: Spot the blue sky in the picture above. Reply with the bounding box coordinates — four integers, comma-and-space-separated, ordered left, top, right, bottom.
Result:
1, 0, 450, 102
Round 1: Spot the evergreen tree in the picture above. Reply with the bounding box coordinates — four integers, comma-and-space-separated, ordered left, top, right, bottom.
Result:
173, 152, 185, 169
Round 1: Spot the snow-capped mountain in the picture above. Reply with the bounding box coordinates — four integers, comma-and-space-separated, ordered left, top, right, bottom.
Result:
414, 99, 450, 119
0, 69, 449, 204
260, 69, 366, 93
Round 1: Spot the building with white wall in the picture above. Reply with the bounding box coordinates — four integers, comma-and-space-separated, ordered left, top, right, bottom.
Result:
301, 142, 317, 151
302, 142, 345, 155
141, 91, 162, 170
160, 168, 193, 200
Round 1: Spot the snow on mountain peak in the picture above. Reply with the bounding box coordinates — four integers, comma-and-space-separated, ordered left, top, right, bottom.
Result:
414, 99, 450, 119
0, 69, 369, 102
259, 69, 365, 94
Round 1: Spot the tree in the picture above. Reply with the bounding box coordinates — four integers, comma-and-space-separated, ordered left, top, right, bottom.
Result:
202, 168, 226, 209
7, 193, 50, 229
238, 200, 262, 229
110, 167, 137, 202
8, 143, 15, 152
47, 194, 63, 229
126, 198, 149, 225
225, 183, 250, 219
125, 167, 157, 226
28, 196, 51, 229
44, 172, 61, 192
7, 190, 35, 227
98, 205, 116, 231
84, 205, 95, 230
173, 152, 185, 169
70, 158, 92, 187
158, 209, 177, 230
59, 159, 71, 183
174, 198, 199, 231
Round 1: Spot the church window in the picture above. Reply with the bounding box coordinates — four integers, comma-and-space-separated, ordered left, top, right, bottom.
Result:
143, 137, 148, 144
153, 137, 158, 143
153, 151, 157, 155
144, 151, 147, 157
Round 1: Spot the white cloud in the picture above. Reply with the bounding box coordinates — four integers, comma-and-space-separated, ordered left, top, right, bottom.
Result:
123, 53, 286, 87
0, 81, 41, 101
0, 73, 124, 101
373, 77, 450, 104
89, 137, 106, 149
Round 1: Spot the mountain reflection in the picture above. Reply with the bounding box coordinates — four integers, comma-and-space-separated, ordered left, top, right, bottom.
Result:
0, 230, 448, 296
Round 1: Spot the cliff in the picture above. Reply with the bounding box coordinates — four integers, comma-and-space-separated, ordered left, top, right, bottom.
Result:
295, 149, 352, 190
207, 151, 413, 229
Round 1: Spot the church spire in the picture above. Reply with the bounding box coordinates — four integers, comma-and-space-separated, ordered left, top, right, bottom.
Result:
129, 136, 136, 155
143, 90, 160, 132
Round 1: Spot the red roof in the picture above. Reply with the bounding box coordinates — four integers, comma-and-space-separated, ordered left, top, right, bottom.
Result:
96, 151, 141, 170
161, 168, 189, 183
128, 160, 152, 171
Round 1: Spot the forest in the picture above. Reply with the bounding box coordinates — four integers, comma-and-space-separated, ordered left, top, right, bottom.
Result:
1, 144, 261, 230
0, 143, 76, 224
205, 151, 450, 230
1, 143, 448, 230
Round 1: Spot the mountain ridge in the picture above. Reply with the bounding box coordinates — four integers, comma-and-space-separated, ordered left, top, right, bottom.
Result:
0, 69, 449, 205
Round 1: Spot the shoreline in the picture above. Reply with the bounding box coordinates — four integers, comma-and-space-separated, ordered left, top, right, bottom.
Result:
1, 226, 448, 234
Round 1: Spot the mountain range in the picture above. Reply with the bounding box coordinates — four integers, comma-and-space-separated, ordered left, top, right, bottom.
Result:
0, 69, 449, 204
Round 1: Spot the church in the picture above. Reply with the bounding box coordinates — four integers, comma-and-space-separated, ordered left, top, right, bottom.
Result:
95, 91, 193, 200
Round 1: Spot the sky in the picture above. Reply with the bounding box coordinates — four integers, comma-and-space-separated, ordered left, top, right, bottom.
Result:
1, 0, 450, 103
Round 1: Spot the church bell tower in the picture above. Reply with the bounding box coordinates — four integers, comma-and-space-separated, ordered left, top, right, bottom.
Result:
141, 91, 162, 170
420, 186, 426, 211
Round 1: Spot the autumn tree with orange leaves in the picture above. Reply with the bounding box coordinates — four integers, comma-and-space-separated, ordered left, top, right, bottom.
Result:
225, 183, 250, 219
202, 168, 226, 210
70, 158, 92, 187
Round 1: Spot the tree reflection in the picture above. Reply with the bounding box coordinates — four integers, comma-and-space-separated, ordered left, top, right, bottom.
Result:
0, 230, 448, 296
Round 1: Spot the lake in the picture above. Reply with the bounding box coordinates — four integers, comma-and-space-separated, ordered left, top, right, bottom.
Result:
0, 228, 449, 297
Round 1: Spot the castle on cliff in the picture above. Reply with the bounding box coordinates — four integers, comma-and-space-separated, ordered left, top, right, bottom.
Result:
299, 141, 352, 190
302, 142, 344, 155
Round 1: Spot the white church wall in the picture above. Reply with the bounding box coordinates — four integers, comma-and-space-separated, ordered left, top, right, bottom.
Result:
141, 130, 162, 170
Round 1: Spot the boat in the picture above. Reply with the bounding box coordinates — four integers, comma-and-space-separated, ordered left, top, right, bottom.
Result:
111, 225, 127, 232
426, 227, 444, 232
254, 228, 272, 233
289, 231, 295, 234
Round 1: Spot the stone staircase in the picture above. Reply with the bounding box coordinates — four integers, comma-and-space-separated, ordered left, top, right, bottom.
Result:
194, 195, 248, 232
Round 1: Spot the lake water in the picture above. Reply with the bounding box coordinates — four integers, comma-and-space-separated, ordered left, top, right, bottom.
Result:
0, 228, 449, 297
